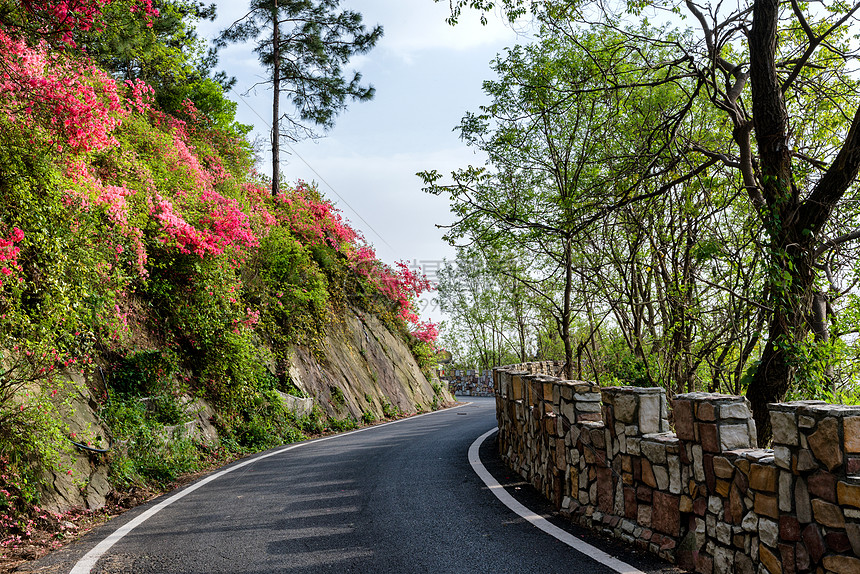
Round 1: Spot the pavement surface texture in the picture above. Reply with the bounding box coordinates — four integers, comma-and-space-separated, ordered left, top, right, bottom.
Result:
20, 397, 681, 574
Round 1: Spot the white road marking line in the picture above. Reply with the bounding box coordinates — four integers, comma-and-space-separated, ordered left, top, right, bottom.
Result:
69, 403, 470, 574
468, 427, 647, 574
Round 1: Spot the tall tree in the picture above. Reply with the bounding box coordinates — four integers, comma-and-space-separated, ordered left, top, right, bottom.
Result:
422, 31, 701, 379
218, 0, 381, 195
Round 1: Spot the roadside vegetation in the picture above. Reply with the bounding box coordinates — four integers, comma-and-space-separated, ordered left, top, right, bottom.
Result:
0, 0, 439, 566
427, 0, 860, 442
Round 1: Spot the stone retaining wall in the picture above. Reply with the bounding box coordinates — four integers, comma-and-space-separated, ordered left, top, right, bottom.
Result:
439, 368, 495, 396
494, 362, 860, 573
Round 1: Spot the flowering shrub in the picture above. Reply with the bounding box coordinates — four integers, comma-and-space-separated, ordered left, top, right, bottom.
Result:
261, 181, 437, 345
0, 15, 440, 534
0, 29, 127, 154
411, 320, 439, 344
17, 0, 159, 46
0, 228, 25, 287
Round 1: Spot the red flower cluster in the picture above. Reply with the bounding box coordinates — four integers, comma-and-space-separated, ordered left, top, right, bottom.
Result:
272, 182, 358, 251
0, 228, 25, 286
20, 0, 160, 46
149, 190, 257, 259
0, 21, 439, 345
0, 29, 125, 153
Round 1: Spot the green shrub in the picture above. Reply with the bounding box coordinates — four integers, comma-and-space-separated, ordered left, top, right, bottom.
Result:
326, 415, 358, 432
381, 398, 399, 419
329, 386, 346, 408
99, 396, 198, 489
297, 405, 327, 435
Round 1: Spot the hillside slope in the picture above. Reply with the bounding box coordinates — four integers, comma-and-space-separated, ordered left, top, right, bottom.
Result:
35, 306, 451, 515
0, 3, 447, 552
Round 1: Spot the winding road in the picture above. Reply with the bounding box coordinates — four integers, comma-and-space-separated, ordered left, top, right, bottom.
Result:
24, 398, 677, 574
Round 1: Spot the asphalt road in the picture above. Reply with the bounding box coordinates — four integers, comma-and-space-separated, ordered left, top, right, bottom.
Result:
24, 397, 677, 574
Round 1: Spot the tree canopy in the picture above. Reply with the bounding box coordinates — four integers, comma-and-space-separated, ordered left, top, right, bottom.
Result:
430, 0, 860, 442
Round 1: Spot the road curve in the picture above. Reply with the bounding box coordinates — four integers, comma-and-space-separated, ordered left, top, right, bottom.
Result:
24, 398, 675, 574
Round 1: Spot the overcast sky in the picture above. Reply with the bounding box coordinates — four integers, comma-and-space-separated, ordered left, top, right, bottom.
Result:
197, 1, 528, 320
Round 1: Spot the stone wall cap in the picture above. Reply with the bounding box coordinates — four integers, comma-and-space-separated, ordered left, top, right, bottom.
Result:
797, 403, 860, 416
559, 379, 597, 387
721, 449, 754, 459
580, 421, 605, 430
740, 449, 774, 462
602, 386, 664, 395
768, 400, 828, 412
674, 392, 744, 402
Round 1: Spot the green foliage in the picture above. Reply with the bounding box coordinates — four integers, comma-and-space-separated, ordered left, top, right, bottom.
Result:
253, 225, 329, 353
296, 405, 327, 435
329, 386, 346, 408
380, 398, 399, 419
409, 338, 437, 381
231, 389, 305, 450
361, 410, 376, 424
600, 338, 652, 388
0, 1, 436, 524
99, 395, 198, 489
326, 415, 358, 432
87, 0, 249, 137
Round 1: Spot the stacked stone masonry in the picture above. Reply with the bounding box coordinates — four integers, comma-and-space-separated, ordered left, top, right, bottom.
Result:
494, 362, 860, 573
439, 368, 495, 396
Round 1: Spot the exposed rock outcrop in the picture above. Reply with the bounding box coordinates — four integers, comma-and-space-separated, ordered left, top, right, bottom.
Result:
38, 308, 449, 513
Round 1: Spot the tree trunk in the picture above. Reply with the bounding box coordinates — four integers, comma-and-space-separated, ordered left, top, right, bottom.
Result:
747, 222, 817, 444
271, 0, 280, 196
745, 0, 802, 445
562, 240, 574, 380
811, 291, 836, 393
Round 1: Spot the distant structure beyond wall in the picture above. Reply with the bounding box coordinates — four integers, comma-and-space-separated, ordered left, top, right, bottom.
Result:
494, 361, 860, 573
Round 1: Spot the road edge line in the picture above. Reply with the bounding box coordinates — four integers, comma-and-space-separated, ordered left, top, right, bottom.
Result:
69, 402, 471, 574
468, 427, 647, 574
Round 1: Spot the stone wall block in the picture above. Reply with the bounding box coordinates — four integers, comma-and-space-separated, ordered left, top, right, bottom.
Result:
697, 400, 716, 422
603, 388, 637, 424
652, 491, 681, 537
669, 457, 682, 494
674, 398, 695, 441
720, 424, 753, 451
720, 401, 751, 420
493, 363, 860, 572
699, 423, 719, 453
511, 373, 525, 400
641, 438, 668, 464
845, 416, 860, 454
779, 471, 792, 513
808, 416, 842, 471
750, 464, 777, 493
808, 471, 837, 503
770, 409, 798, 446
837, 480, 860, 509
639, 392, 666, 434
811, 499, 845, 529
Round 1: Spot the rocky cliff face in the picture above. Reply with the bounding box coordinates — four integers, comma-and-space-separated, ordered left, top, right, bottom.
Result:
289, 308, 449, 419
38, 308, 451, 513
